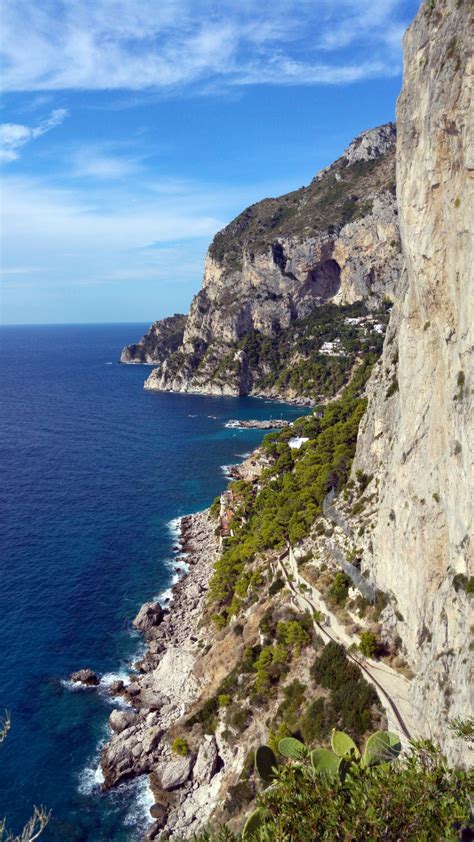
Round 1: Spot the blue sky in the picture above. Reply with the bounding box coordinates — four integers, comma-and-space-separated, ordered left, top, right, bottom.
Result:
1, 0, 420, 325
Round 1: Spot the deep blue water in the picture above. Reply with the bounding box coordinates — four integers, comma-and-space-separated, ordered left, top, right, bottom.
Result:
0, 324, 305, 841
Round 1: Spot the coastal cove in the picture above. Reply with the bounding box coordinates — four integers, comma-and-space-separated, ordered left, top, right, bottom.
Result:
0, 324, 307, 841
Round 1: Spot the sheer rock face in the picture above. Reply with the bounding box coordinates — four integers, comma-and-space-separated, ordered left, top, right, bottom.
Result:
126, 124, 401, 396
353, 0, 473, 764
120, 314, 187, 365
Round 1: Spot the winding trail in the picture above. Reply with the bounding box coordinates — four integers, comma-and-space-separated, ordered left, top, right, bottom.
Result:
276, 547, 418, 744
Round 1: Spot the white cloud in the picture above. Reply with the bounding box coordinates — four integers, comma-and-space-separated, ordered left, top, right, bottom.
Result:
0, 171, 298, 302
1, 0, 413, 93
0, 108, 69, 161
70, 147, 142, 179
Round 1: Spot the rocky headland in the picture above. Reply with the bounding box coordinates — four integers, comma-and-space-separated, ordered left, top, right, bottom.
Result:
123, 123, 400, 404
121, 315, 187, 365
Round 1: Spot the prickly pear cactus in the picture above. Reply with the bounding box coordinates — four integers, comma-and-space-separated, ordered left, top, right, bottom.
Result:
331, 730, 360, 759
255, 745, 277, 782
278, 737, 305, 759
362, 731, 401, 768
242, 807, 264, 840
310, 748, 342, 781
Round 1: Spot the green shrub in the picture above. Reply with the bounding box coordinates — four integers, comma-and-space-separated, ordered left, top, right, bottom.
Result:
328, 572, 351, 606
268, 576, 285, 596
355, 469, 373, 494
276, 680, 306, 729
299, 698, 333, 745
186, 697, 219, 732
209, 495, 221, 520
171, 737, 188, 756
311, 642, 380, 739
453, 574, 474, 596
277, 618, 311, 657
359, 630, 378, 658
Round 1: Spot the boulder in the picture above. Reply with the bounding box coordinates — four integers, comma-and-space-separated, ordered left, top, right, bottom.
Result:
155, 755, 192, 790
193, 735, 218, 785
107, 679, 125, 696
69, 668, 100, 686
109, 710, 137, 734
150, 803, 167, 823
133, 602, 164, 634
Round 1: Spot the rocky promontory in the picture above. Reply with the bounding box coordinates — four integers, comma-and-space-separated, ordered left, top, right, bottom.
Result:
122, 124, 400, 402
120, 314, 187, 365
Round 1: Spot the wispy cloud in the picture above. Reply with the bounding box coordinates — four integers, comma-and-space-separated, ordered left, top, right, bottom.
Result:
0, 108, 69, 161
0, 171, 298, 299
70, 146, 143, 179
1, 0, 412, 93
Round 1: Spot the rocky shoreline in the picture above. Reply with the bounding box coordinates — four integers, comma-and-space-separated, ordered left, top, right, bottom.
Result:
100, 510, 222, 840
225, 418, 290, 430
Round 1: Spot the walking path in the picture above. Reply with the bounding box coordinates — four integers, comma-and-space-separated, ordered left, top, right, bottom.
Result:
276, 547, 420, 746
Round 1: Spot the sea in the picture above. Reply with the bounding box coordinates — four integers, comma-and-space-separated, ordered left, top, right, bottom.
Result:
0, 324, 306, 841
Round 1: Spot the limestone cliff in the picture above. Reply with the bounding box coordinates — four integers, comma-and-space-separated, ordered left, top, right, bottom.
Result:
349, 0, 473, 764
121, 124, 401, 398
120, 314, 187, 365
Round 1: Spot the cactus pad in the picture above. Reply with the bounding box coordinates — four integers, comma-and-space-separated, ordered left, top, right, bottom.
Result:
255, 745, 277, 782
278, 736, 305, 759
242, 808, 265, 840
310, 748, 342, 781
331, 730, 360, 759
362, 730, 401, 767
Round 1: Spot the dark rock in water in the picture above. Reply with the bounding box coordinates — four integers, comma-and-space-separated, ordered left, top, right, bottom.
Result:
133, 601, 164, 633
69, 668, 100, 686
107, 679, 125, 695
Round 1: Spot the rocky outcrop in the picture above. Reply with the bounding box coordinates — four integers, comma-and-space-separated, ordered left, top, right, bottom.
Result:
133, 601, 165, 635
121, 314, 187, 365
351, 0, 472, 765
225, 419, 290, 430
69, 668, 100, 686
120, 124, 401, 397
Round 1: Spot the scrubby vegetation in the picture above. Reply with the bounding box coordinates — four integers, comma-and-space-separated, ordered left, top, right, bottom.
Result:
186, 609, 315, 738
189, 300, 389, 404
171, 737, 189, 756
195, 738, 472, 841
209, 151, 395, 271
208, 357, 377, 624
159, 298, 390, 404
244, 739, 473, 841
310, 642, 381, 740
